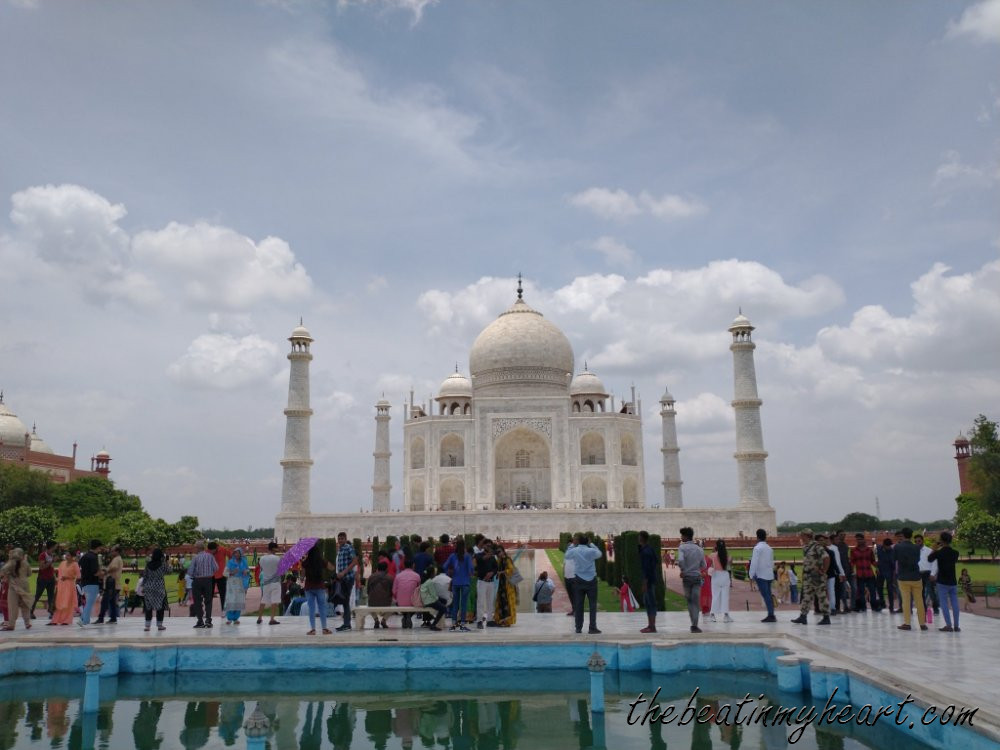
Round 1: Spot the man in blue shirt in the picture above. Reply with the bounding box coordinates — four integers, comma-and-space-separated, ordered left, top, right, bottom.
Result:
565, 533, 602, 634
638, 530, 658, 633
335, 532, 359, 632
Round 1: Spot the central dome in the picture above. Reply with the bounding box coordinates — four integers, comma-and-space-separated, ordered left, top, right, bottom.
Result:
0, 400, 29, 446
469, 297, 574, 394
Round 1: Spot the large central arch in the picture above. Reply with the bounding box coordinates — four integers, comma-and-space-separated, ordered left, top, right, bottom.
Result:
493, 427, 552, 508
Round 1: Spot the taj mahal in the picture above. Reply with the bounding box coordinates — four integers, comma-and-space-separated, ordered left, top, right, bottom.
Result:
274, 279, 777, 542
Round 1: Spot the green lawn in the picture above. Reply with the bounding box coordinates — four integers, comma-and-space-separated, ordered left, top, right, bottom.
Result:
546, 549, 686, 612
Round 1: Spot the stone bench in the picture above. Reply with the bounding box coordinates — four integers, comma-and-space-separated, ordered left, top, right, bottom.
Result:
353, 606, 439, 629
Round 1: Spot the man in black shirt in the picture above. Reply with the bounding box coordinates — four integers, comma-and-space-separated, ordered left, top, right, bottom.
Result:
928, 531, 961, 632
77, 539, 103, 627
638, 530, 658, 633
474, 544, 498, 629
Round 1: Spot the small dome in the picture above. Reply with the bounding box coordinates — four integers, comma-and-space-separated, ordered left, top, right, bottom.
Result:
376, 398, 391, 407
30, 426, 55, 455
469, 297, 574, 393
290, 324, 312, 340
570, 370, 608, 397
95, 448, 110, 458
954, 433, 969, 444
728, 312, 753, 330
0, 400, 29, 446
660, 386, 674, 403
437, 372, 472, 400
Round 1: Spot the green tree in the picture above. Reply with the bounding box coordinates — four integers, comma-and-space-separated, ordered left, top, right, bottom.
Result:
968, 415, 1000, 516
0, 462, 55, 512
58, 516, 123, 551
837, 512, 880, 531
959, 511, 1000, 560
0, 506, 59, 550
50, 476, 142, 524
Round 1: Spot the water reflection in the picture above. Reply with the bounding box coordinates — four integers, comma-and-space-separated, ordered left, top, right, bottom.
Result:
0, 670, 957, 750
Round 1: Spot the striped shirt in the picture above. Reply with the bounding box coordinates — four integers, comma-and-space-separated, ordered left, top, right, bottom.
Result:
188, 551, 218, 579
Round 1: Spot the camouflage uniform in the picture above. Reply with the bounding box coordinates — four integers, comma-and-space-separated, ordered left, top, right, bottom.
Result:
799, 540, 830, 616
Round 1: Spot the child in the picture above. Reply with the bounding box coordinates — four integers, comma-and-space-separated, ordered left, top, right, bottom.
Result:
619, 575, 638, 612
176, 571, 187, 607
959, 568, 975, 612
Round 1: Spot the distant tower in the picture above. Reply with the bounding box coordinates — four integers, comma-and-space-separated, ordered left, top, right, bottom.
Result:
372, 398, 392, 512
659, 387, 683, 508
92, 448, 111, 478
280, 321, 314, 515
954, 433, 973, 495
729, 312, 771, 507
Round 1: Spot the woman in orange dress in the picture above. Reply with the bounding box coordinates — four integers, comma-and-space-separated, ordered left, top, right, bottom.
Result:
50, 551, 80, 625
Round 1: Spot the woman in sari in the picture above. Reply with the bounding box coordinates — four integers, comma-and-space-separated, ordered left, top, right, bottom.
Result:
619, 575, 638, 612
493, 546, 518, 627
142, 548, 168, 631
50, 551, 79, 625
0, 548, 32, 630
775, 562, 791, 604
224, 547, 250, 624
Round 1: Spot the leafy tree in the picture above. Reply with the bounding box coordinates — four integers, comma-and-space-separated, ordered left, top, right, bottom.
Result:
0, 462, 55, 512
58, 516, 123, 552
959, 511, 1000, 560
968, 415, 1000, 516
50, 476, 142, 525
0, 506, 59, 550
837, 512, 880, 531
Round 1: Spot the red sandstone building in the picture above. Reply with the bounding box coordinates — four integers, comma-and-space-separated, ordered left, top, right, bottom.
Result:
954, 433, 973, 495
0, 393, 110, 483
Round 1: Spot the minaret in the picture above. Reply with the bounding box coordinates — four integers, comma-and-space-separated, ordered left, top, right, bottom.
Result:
729, 311, 771, 507
372, 398, 392, 512
659, 387, 683, 508
954, 433, 972, 495
280, 321, 314, 515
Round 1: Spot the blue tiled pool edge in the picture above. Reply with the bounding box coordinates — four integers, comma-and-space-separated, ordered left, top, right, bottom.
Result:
1, 639, 995, 750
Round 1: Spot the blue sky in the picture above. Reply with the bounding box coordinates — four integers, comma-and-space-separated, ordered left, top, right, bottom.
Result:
1, 0, 997, 527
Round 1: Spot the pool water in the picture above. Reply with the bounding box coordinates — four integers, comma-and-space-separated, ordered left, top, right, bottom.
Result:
0, 670, 956, 749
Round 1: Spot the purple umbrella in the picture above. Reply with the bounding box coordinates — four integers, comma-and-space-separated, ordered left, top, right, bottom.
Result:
277, 537, 318, 576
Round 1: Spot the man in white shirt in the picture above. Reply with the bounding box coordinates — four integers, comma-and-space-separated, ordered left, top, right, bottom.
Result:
256, 541, 282, 626
563, 551, 577, 618
565, 534, 602, 634
749, 529, 776, 622
914, 533, 940, 615
825, 539, 846, 614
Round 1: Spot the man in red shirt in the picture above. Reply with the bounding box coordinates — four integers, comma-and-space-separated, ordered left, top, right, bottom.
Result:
208, 541, 230, 606
850, 533, 878, 612
31, 541, 57, 619
433, 534, 455, 568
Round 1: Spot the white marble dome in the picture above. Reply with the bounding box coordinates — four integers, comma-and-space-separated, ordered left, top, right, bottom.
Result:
0, 401, 29, 446
437, 371, 472, 399
570, 370, 608, 397
469, 298, 574, 392
729, 312, 753, 330
290, 324, 313, 340
30, 427, 55, 454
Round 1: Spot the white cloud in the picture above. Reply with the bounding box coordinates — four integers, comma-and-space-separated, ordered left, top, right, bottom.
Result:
133, 222, 312, 309
569, 188, 641, 221
676, 392, 733, 432
337, 0, 438, 23
932, 150, 994, 188
591, 236, 636, 266
167, 333, 282, 389
639, 191, 708, 220
947, 0, 1000, 44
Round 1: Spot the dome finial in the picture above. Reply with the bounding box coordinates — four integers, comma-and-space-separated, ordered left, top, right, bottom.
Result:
516, 272, 523, 301
738, 306, 742, 315
300, 316, 303, 326
455, 362, 459, 373
584, 360, 588, 372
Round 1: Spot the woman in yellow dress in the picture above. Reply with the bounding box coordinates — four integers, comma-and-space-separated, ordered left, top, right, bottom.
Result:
493, 546, 519, 627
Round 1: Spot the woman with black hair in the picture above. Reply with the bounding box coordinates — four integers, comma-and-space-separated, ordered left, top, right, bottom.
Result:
443, 538, 474, 631
303, 545, 335, 635
709, 540, 732, 623
142, 548, 168, 631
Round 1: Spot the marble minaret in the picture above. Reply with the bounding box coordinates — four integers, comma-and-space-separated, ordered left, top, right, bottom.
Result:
372, 398, 392, 512
729, 312, 770, 507
279, 321, 314, 515
659, 387, 683, 508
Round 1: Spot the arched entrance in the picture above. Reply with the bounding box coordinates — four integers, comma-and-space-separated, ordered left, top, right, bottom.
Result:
493, 427, 552, 508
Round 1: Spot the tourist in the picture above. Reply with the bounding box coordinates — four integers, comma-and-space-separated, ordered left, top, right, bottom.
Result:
0, 548, 32, 631
748, 529, 776, 622
334, 532, 360, 632
709, 539, 732, 623
834, 531, 854, 614
876, 538, 897, 612
413, 542, 434, 578
474, 542, 498, 629
894, 527, 926, 631
563, 546, 578, 619
302, 545, 334, 635
142, 548, 168, 632
775, 562, 790, 604
51, 550, 79, 626
533, 571, 555, 613
914, 534, 940, 615
392, 558, 421, 629
433, 534, 454, 568
791, 529, 831, 625
493, 546, 518, 627
223, 547, 250, 625
176, 572, 186, 609
31, 540, 57, 620
367, 560, 394, 628
699, 549, 713, 615
824, 535, 846, 616
77, 539, 103, 627
959, 568, 975, 611
431, 564, 453, 627
256, 541, 282, 626
208, 541, 230, 609
566, 533, 602, 634
638, 531, 659, 633
619, 574, 638, 612
95, 545, 123, 625
929, 531, 960, 632
850, 534, 878, 612
788, 564, 798, 604
188, 541, 219, 629
443, 538, 474, 631
677, 527, 706, 634
416, 566, 448, 630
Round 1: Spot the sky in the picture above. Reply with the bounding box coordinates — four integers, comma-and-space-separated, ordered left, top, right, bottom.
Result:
0, 0, 998, 529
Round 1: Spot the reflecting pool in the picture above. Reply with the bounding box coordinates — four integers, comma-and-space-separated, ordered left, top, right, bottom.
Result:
0, 669, 969, 749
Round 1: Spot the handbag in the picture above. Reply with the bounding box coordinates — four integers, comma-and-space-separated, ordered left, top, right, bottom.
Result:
331, 578, 348, 604
510, 565, 524, 586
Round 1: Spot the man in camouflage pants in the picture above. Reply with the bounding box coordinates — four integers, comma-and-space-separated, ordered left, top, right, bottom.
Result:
791, 529, 831, 625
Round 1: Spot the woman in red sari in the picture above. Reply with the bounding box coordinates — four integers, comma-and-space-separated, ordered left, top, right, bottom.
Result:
50, 551, 80, 625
